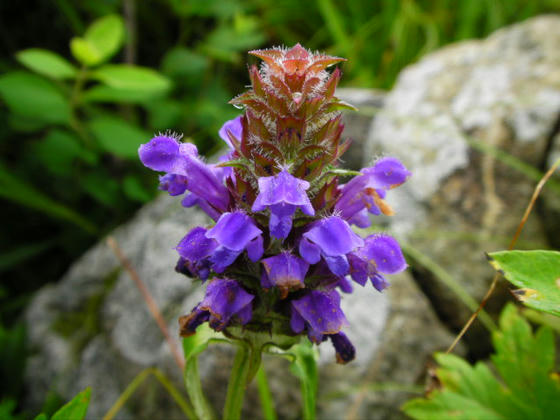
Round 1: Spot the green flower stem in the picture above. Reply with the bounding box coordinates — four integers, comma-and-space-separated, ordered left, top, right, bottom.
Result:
223, 344, 251, 420
256, 365, 277, 420
185, 357, 216, 420
103, 367, 195, 420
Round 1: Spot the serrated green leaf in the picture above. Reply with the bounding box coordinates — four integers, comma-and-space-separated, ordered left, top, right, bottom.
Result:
70, 15, 124, 66
403, 305, 560, 420
488, 250, 560, 316
491, 304, 560, 414
0, 72, 71, 124
92, 64, 171, 92
51, 387, 91, 420
16, 49, 77, 79
88, 116, 149, 159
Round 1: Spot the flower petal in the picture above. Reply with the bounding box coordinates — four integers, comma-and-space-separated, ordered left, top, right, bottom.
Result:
365, 234, 407, 274
218, 116, 243, 149
329, 332, 355, 364
206, 211, 262, 251
247, 235, 264, 262
291, 290, 347, 336
303, 216, 363, 256
299, 237, 321, 264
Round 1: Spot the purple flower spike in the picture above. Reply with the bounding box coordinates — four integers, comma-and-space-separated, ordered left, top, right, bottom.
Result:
179, 279, 254, 336
290, 290, 348, 343
205, 211, 263, 272
218, 116, 243, 149
138, 135, 230, 212
348, 234, 407, 291
329, 332, 355, 364
252, 170, 314, 239
261, 252, 309, 298
335, 157, 411, 226
300, 216, 364, 276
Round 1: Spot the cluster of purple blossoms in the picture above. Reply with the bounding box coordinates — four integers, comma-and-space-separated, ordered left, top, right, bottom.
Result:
139, 45, 410, 364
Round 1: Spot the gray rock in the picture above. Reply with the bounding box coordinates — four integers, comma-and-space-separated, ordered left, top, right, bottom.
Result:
366, 15, 560, 353
24, 87, 455, 419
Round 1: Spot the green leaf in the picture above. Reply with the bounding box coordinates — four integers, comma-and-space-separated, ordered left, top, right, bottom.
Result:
16, 49, 77, 79
288, 339, 318, 420
0, 72, 71, 124
88, 116, 150, 159
34, 129, 97, 176
402, 304, 560, 420
82, 172, 120, 207
491, 304, 560, 413
51, 388, 91, 420
0, 162, 97, 233
488, 250, 560, 316
82, 85, 165, 104
33, 414, 48, 420
161, 47, 209, 80
70, 14, 124, 66
92, 64, 171, 93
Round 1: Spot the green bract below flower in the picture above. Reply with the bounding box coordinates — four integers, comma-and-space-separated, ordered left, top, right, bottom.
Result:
139, 44, 411, 364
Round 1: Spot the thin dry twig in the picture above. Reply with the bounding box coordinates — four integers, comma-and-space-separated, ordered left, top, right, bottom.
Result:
445, 157, 560, 354
106, 236, 185, 370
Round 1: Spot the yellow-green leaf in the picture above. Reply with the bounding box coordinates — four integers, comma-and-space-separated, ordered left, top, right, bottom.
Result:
488, 250, 560, 317
16, 48, 77, 79
92, 64, 171, 93
51, 388, 91, 420
70, 14, 124, 66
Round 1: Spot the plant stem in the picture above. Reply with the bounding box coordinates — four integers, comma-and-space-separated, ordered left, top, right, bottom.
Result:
185, 357, 215, 420
103, 367, 195, 420
256, 365, 277, 420
223, 344, 251, 420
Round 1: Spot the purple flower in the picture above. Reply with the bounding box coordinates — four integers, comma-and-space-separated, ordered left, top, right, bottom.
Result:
329, 332, 355, 364
179, 278, 254, 336
252, 170, 314, 239
261, 252, 309, 298
348, 234, 407, 291
299, 216, 364, 276
218, 116, 243, 149
138, 135, 230, 212
175, 227, 218, 280
205, 211, 263, 273
335, 157, 410, 227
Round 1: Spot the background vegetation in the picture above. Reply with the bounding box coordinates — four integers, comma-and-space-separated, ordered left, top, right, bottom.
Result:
2, 0, 560, 417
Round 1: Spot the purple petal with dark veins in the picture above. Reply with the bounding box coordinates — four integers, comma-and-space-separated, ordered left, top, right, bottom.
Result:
261, 253, 308, 297
199, 279, 254, 329
176, 227, 218, 261
291, 290, 347, 336
364, 234, 407, 274
303, 216, 363, 256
